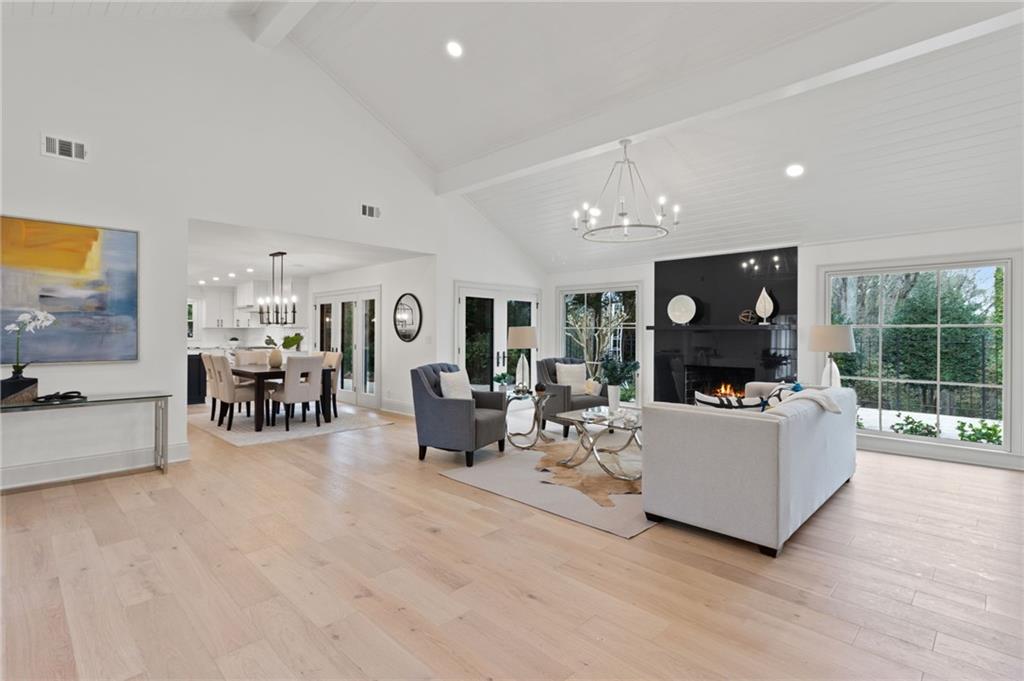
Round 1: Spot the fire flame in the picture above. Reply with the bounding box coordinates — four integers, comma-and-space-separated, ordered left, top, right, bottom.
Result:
712, 383, 744, 398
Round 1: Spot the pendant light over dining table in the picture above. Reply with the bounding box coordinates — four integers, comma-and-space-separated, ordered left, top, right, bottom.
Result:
571, 139, 680, 242
257, 251, 297, 325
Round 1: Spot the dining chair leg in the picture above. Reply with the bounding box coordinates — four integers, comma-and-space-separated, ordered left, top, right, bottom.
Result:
332, 394, 338, 417
302, 402, 307, 422
210, 397, 217, 421
314, 401, 321, 427
270, 401, 276, 427
265, 399, 271, 424
246, 401, 251, 417
227, 403, 234, 431
284, 403, 290, 432
218, 402, 228, 427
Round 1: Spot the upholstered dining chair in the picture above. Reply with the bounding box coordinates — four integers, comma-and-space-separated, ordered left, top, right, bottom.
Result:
210, 354, 258, 430
409, 363, 506, 467
235, 349, 270, 366
537, 357, 608, 437
321, 351, 342, 417
269, 355, 323, 431
200, 353, 220, 421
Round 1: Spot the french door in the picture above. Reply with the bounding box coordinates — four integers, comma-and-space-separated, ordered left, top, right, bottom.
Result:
456, 284, 540, 391
314, 287, 381, 408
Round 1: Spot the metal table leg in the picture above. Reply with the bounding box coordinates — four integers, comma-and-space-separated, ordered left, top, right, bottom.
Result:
507, 394, 554, 449
154, 397, 169, 473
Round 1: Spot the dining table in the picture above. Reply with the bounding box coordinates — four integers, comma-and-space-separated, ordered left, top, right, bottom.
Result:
231, 363, 335, 432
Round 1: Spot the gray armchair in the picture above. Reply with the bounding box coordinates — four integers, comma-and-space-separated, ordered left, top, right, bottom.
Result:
537, 357, 608, 437
410, 363, 507, 467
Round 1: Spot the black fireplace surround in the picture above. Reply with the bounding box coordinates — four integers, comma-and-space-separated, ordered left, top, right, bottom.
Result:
652, 247, 798, 404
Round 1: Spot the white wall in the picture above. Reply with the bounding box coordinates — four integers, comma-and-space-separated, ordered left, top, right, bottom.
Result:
0, 15, 539, 487
309, 256, 438, 414
799, 223, 1023, 468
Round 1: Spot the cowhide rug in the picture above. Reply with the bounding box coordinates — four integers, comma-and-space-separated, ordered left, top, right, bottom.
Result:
533, 439, 642, 507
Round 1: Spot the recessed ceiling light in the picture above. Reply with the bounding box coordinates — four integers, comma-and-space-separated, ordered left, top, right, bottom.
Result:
212, 276, 220, 281
198, 279, 206, 285
227, 272, 236, 278
245, 267, 254, 273
446, 40, 463, 58
785, 163, 805, 178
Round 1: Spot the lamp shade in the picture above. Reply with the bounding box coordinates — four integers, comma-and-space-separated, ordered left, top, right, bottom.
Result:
808, 325, 855, 353
507, 326, 538, 349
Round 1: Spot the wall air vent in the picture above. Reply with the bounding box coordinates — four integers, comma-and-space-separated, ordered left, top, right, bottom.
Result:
361, 204, 381, 219
41, 134, 88, 162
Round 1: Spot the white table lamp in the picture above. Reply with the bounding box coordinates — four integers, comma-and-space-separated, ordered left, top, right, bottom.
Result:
809, 325, 855, 387
506, 326, 538, 392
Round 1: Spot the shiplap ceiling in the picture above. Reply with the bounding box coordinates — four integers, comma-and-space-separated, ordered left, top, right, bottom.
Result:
466, 23, 1023, 269
283, 1, 1021, 270
1, 1, 258, 17
187, 219, 426, 284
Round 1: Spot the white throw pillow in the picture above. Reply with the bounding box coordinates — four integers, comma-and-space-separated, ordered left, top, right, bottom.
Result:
556, 362, 588, 395
439, 369, 473, 400
583, 378, 602, 396
782, 390, 842, 414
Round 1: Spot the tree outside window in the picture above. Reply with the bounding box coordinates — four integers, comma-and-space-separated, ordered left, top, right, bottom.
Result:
563, 289, 638, 399
829, 263, 1006, 448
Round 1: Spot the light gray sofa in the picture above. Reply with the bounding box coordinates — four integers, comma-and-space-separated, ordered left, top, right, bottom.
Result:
537, 357, 608, 437
410, 363, 507, 467
642, 384, 857, 556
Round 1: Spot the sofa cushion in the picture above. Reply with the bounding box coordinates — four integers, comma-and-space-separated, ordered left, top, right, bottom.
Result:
440, 368, 472, 400
556, 362, 588, 394
694, 391, 764, 410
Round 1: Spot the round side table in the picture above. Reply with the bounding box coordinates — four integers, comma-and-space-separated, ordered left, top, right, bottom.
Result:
506, 390, 554, 449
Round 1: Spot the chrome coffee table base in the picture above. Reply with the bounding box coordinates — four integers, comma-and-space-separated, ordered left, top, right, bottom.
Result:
559, 422, 642, 481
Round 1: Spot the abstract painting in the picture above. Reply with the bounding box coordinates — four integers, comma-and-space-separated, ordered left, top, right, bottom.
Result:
1, 217, 138, 363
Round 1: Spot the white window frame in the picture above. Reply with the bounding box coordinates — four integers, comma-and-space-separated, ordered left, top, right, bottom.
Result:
557, 281, 643, 395
823, 257, 1012, 458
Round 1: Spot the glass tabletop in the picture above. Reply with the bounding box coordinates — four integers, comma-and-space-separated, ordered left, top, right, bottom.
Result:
1, 391, 171, 413
558, 405, 641, 429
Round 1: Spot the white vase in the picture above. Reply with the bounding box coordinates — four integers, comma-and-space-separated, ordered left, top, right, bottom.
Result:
607, 384, 621, 414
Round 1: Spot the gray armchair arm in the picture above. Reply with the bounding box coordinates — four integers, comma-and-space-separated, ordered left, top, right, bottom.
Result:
542, 383, 571, 419
472, 390, 507, 412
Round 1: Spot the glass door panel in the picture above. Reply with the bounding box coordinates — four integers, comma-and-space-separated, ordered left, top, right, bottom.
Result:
362, 298, 376, 397
464, 296, 494, 390
506, 298, 533, 385
317, 303, 334, 352
340, 301, 355, 393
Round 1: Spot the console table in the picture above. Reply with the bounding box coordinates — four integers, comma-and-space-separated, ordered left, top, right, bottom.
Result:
1, 391, 171, 473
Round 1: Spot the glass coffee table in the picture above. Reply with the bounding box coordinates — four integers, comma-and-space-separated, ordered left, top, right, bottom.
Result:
556, 406, 642, 481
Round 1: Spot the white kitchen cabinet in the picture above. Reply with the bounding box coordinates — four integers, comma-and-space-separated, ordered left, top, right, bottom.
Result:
235, 280, 269, 308
201, 287, 240, 328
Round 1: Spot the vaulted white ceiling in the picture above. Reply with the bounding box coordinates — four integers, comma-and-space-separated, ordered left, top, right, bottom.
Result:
15, 2, 1019, 273
283, 1, 1021, 271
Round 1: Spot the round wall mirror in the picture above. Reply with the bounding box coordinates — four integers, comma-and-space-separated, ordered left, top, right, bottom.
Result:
393, 293, 422, 342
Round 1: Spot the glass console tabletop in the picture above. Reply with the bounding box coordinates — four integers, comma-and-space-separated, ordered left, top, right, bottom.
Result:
1, 391, 172, 413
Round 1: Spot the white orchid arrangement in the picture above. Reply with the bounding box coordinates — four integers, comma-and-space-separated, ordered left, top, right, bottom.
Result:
5, 310, 57, 372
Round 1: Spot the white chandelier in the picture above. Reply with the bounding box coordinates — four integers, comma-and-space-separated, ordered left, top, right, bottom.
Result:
572, 139, 679, 242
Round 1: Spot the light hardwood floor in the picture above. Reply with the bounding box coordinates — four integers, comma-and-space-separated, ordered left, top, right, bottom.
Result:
3, 404, 1022, 680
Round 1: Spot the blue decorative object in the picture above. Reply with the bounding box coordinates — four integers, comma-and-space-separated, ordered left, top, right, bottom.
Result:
792, 382, 804, 392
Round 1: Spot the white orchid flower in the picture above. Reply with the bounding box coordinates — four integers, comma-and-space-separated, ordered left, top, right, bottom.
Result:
4, 323, 19, 332
16, 312, 32, 323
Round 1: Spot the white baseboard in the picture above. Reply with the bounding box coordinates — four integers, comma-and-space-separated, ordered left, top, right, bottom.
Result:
857, 434, 1023, 471
380, 399, 413, 416
1, 442, 190, 491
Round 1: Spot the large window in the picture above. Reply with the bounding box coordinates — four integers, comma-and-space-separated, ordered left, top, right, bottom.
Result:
829, 262, 1008, 450
562, 287, 638, 399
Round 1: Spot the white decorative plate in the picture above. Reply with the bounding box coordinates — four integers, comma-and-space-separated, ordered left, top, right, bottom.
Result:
667, 294, 697, 324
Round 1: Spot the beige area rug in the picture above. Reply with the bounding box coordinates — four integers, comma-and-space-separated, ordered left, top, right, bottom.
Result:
441, 439, 654, 539
188, 408, 392, 446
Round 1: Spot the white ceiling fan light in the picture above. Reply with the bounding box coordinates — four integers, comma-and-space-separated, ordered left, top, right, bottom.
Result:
785, 163, 805, 178
446, 40, 463, 58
